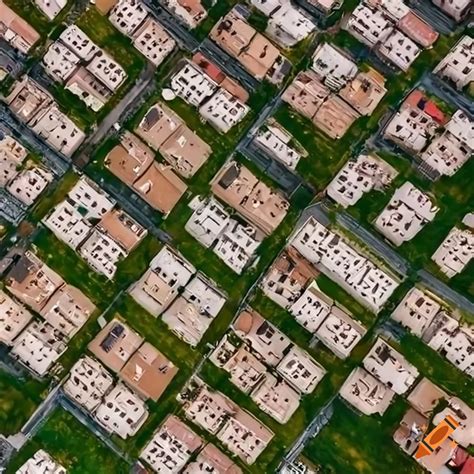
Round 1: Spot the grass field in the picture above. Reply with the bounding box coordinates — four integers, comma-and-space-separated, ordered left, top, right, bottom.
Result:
0, 370, 47, 436
6, 409, 130, 474
303, 398, 425, 474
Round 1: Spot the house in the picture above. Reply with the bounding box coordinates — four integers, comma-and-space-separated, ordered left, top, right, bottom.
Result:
210, 9, 284, 81
0, 289, 33, 345
87, 51, 127, 92
129, 245, 195, 316
276, 346, 326, 394
0, 133, 28, 186
391, 287, 441, 337
290, 217, 399, 312
393, 408, 428, 455
210, 337, 267, 394
211, 161, 289, 235
5, 251, 64, 313
339, 367, 395, 415
140, 415, 203, 473
162, 274, 226, 346
66, 67, 112, 112
135, 102, 212, 178
254, 120, 306, 170
374, 182, 438, 246
132, 17, 176, 66
60, 25, 99, 60
432, 226, 473, 278
362, 338, 419, 394
17, 450, 66, 474
431, 0, 471, 21
35, 0, 66, 20
0, 1, 40, 53
260, 247, 317, 309
326, 153, 397, 208
63, 356, 114, 412
39, 284, 96, 338
5, 166, 53, 207
407, 378, 447, 416
109, 0, 148, 36
94, 383, 149, 438
162, 0, 207, 28
183, 443, 242, 474
11, 320, 67, 376
43, 42, 80, 82
233, 309, 292, 366
435, 37, 473, 91
315, 309, 366, 359
250, 373, 300, 424
378, 29, 421, 71
88, 318, 144, 373
119, 341, 178, 401
311, 43, 358, 91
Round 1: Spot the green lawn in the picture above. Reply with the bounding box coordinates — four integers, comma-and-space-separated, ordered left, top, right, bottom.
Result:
6, 409, 130, 474
303, 398, 424, 474
0, 370, 47, 436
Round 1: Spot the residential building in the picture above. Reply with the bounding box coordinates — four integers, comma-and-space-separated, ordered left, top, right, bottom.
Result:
162, 0, 207, 28
94, 383, 149, 438
254, 120, 307, 170
35, 0, 66, 19
432, 226, 473, 278
129, 245, 195, 316
60, 25, 99, 60
65, 67, 112, 112
276, 346, 326, 394
43, 42, 80, 82
170, 60, 218, 107
211, 161, 289, 235
363, 338, 419, 394
109, 0, 148, 36
132, 17, 176, 66
315, 309, 366, 359
233, 309, 292, 366
210, 337, 267, 394
393, 408, 428, 455
0, 133, 28, 186
338, 68, 387, 116
185, 196, 263, 273
63, 356, 114, 412
289, 282, 336, 333
396, 11, 439, 48
433, 397, 474, 447
378, 29, 421, 72
339, 367, 395, 415
5, 251, 64, 313
431, 0, 471, 21
374, 182, 438, 246
210, 9, 287, 82
290, 217, 399, 312
67, 176, 115, 218
184, 444, 242, 474
11, 320, 67, 376
306, 0, 342, 13
199, 89, 250, 133
326, 153, 397, 208
88, 318, 144, 372
0, 290, 33, 345
17, 450, 66, 474
87, 51, 127, 91
0, 1, 40, 53
181, 378, 273, 464
250, 373, 300, 424
260, 247, 317, 309
384, 90, 444, 153
391, 287, 441, 337
282, 70, 330, 121
119, 342, 178, 401
407, 378, 447, 416
105, 131, 187, 215
311, 43, 358, 91
423, 312, 474, 377
312, 94, 360, 139
140, 415, 203, 473
39, 284, 96, 338
135, 102, 212, 178
162, 274, 226, 346
5, 166, 53, 207
445, 109, 473, 150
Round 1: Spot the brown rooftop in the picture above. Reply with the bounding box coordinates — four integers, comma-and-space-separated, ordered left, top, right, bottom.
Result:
105, 132, 154, 187
94, 0, 118, 14
119, 342, 178, 401
0, 1, 40, 50
133, 162, 187, 214
313, 95, 360, 139
398, 11, 439, 48
88, 318, 144, 373
239, 35, 280, 80
210, 11, 255, 57
185, 444, 243, 474
98, 208, 147, 253
407, 378, 447, 416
